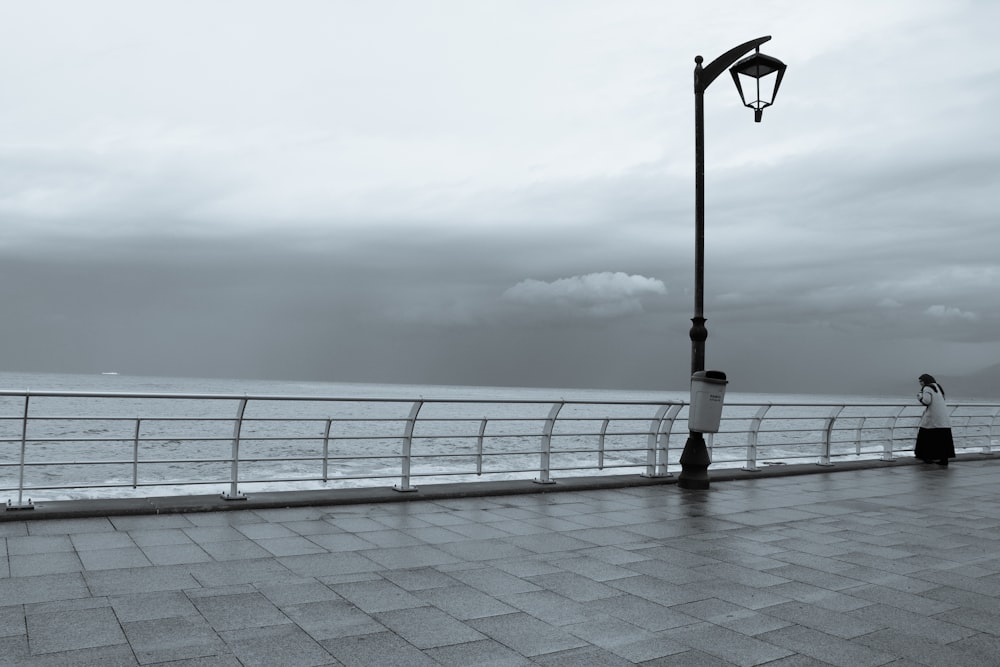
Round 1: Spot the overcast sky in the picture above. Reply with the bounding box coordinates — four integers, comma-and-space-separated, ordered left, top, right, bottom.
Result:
1, 0, 998, 396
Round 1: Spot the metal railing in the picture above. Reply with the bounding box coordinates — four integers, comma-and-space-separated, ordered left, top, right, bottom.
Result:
2, 389, 999, 509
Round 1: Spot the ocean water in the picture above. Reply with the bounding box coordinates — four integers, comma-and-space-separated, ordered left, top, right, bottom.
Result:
2, 371, 994, 502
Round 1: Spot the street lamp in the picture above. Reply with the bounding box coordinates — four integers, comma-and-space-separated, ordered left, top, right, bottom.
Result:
677, 36, 787, 490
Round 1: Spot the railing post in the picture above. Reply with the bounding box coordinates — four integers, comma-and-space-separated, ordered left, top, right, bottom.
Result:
985, 407, 1000, 454
655, 404, 683, 477
132, 418, 141, 488
743, 404, 770, 472
221, 397, 248, 500
394, 400, 422, 492
597, 418, 610, 471
885, 405, 906, 461
322, 418, 333, 482
818, 405, 844, 466
642, 404, 671, 478
6, 394, 34, 510
534, 402, 563, 484
476, 418, 487, 476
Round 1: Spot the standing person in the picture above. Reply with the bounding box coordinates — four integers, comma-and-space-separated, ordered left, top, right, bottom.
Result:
914, 373, 955, 466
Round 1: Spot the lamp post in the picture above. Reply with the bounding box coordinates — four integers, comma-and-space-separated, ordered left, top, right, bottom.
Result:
677, 36, 786, 490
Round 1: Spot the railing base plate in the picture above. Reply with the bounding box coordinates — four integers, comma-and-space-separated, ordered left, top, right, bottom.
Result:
393, 484, 418, 493
5, 501, 35, 511
220, 492, 247, 501
533, 478, 556, 485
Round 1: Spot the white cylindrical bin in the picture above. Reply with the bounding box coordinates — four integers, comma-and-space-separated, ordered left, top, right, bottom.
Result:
689, 370, 728, 433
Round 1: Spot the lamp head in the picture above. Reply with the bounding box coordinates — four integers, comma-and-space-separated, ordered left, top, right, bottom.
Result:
729, 48, 787, 122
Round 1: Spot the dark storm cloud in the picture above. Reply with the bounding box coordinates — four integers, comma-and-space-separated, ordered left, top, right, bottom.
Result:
2, 0, 999, 394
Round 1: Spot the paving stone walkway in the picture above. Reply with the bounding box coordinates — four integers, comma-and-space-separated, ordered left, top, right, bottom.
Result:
3, 458, 1000, 665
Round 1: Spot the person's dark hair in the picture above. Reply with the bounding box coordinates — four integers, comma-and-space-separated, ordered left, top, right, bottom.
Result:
919, 373, 945, 398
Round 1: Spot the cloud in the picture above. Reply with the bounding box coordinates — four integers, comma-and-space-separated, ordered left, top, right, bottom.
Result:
502, 272, 666, 320
924, 305, 980, 322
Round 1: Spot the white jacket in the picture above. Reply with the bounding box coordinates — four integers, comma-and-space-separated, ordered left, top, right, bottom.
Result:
918, 385, 952, 429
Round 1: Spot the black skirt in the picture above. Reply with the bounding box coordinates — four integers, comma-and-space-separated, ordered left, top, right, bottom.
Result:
914, 427, 956, 461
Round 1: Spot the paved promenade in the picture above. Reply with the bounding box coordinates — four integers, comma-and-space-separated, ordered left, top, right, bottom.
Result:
3, 457, 1000, 666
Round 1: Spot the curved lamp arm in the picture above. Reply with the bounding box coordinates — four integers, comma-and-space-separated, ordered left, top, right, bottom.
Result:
696, 35, 771, 92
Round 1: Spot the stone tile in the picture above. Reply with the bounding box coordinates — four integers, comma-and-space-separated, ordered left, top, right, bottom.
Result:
26, 607, 127, 654
447, 565, 541, 596
9, 552, 83, 576
585, 594, 700, 632
331, 578, 427, 613
757, 625, 897, 667
844, 582, 957, 615
190, 591, 291, 631
6, 642, 140, 666
0, 604, 26, 638
278, 551, 382, 578
0, 634, 29, 665
122, 615, 227, 663
934, 606, 1000, 634
468, 611, 587, 657
668, 620, 795, 666
847, 602, 976, 643
436, 538, 535, 561
110, 514, 195, 532
305, 532, 379, 551
79, 547, 152, 570
253, 536, 328, 556
424, 638, 533, 666
416, 583, 518, 620
544, 555, 639, 582
128, 528, 196, 547
400, 526, 470, 544
282, 599, 386, 640
607, 575, 710, 607
380, 566, 459, 591
24, 517, 115, 536
187, 558, 299, 586
672, 598, 791, 636
360, 544, 461, 569
220, 624, 334, 667
533, 645, 636, 666
502, 590, 606, 627
6, 535, 74, 556
85, 565, 198, 596
110, 590, 199, 622
525, 571, 622, 602
255, 580, 341, 607
282, 519, 346, 536
254, 507, 328, 523
141, 543, 213, 565
855, 627, 985, 666
182, 526, 248, 544
234, 522, 299, 539
71, 531, 136, 551
377, 605, 486, 649
0, 572, 90, 605
0, 522, 28, 537
322, 630, 440, 666
508, 532, 595, 554
198, 539, 272, 561
563, 616, 657, 651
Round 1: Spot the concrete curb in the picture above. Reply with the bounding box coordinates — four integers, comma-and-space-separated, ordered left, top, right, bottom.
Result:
4, 453, 994, 521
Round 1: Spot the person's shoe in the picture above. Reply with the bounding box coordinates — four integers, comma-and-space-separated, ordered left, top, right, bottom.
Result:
934, 460, 949, 466
919, 458, 933, 463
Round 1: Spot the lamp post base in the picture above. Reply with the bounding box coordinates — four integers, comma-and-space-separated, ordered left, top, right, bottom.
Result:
677, 431, 711, 490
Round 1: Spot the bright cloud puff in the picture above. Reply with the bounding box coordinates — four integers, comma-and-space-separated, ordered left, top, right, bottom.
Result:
924, 305, 979, 321
503, 272, 666, 319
